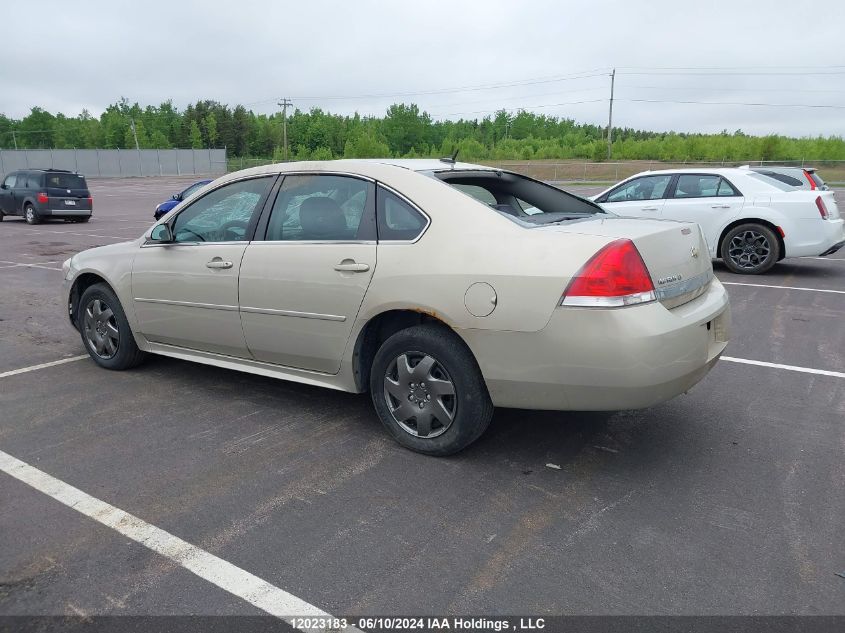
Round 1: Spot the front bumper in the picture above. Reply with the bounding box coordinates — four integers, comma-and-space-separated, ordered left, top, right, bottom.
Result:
461, 279, 731, 411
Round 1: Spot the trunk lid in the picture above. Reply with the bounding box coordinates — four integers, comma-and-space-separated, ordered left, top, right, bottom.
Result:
534, 216, 713, 309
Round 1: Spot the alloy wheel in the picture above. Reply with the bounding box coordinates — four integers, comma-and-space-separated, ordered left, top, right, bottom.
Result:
383, 351, 457, 438
83, 298, 120, 359
728, 230, 771, 270
25, 206, 35, 223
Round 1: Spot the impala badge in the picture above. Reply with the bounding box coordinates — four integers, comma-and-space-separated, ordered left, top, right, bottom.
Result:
657, 274, 683, 285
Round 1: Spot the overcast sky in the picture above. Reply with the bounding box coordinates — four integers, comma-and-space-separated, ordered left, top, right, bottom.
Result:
3, 0, 844, 137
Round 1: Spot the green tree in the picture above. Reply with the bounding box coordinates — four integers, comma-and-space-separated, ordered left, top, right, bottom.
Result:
189, 120, 203, 149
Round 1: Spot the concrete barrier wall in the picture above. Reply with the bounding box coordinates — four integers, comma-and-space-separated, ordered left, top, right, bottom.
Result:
0, 149, 227, 178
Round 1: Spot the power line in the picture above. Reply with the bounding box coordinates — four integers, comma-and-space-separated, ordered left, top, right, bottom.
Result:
622, 85, 845, 94
618, 71, 845, 76
431, 99, 607, 118
242, 69, 613, 106
621, 98, 845, 109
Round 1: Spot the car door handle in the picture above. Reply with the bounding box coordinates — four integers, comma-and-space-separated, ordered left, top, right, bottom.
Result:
206, 259, 233, 269
711, 204, 731, 209
334, 261, 370, 273
641, 206, 659, 211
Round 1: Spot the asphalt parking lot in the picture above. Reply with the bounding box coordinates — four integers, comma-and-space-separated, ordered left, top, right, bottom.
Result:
1, 177, 843, 621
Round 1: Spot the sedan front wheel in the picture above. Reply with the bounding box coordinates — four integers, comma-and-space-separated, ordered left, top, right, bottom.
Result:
78, 283, 146, 370
370, 324, 493, 455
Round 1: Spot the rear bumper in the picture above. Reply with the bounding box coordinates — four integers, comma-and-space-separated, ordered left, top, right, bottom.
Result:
460, 279, 731, 411
784, 218, 845, 257
44, 209, 92, 217
819, 239, 845, 256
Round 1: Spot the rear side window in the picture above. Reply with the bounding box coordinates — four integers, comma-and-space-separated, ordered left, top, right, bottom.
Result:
674, 175, 721, 198
26, 173, 42, 188
717, 178, 740, 196
46, 173, 87, 190
377, 187, 428, 241
265, 174, 373, 241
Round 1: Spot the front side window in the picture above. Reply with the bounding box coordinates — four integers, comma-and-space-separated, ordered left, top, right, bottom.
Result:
3, 174, 17, 188
171, 177, 272, 243
265, 175, 372, 241
674, 175, 721, 198
605, 175, 672, 202
377, 187, 427, 241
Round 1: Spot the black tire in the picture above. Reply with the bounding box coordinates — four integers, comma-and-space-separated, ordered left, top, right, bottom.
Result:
78, 283, 146, 370
24, 204, 41, 225
720, 223, 780, 274
73, 217, 91, 223
369, 324, 493, 456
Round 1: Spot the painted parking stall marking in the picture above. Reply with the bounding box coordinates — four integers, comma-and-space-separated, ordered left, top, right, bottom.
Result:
0, 355, 89, 379
721, 356, 845, 379
0, 449, 357, 633
722, 281, 845, 295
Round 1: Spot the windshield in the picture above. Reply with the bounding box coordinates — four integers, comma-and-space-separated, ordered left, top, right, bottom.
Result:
46, 173, 87, 190
432, 170, 607, 225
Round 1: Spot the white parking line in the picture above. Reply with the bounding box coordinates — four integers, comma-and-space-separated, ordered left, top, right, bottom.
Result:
722, 282, 845, 295
0, 449, 349, 632
722, 356, 845, 379
0, 260, 62, 272
0, 355, 89, 379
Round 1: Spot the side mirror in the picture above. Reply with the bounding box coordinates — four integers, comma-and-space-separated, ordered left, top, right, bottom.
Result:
0, 184, 7, 190
172, 193, 181, 201
150, 223, 174, 243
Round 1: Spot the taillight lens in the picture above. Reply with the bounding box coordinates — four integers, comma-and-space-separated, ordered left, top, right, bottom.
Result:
561, 238, 656, 308
87, 196, 93, 210
803, 170, 817, 190
37, 192, 48, 204
815, 196, 829, 220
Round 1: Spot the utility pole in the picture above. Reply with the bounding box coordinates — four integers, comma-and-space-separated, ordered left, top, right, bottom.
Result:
130, 118, 140, 150
607, 68, 616, 160
278, 98, 293, 160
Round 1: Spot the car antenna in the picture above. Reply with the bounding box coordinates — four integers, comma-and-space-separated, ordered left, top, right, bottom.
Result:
439, 148, 459, 167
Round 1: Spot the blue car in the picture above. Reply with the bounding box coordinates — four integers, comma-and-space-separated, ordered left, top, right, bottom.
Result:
154, 179, 212, 220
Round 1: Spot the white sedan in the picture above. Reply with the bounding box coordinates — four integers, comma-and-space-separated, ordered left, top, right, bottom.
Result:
593, 167, 844, 274
63, 159, 730, 455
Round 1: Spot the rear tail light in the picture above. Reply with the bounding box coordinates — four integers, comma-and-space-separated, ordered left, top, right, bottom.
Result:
37, 192, 48, 204
815, 196, 829, 220
803, 170, 817, 190
87, 196, 93, 210
561, 238, 655, 307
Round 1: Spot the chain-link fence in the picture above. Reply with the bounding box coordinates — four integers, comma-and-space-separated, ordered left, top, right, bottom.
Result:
0, 148, 227, 178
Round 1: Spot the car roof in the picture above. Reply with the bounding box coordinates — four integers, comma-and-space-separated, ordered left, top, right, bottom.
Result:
349, 158, 495, 172
632, 167, 748, 177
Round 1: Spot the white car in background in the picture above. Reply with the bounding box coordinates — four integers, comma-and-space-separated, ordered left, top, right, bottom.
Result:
593, 168, 844, 274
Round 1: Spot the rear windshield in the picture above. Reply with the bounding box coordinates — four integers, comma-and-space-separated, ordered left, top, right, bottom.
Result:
46, 173, 87, 190
746, 172, 794, 192
431, 170, 606, 225
758, 171, 803, 187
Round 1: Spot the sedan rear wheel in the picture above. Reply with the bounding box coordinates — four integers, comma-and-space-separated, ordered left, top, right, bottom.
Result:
370, 324, 493, 455
721, 223, 779, 274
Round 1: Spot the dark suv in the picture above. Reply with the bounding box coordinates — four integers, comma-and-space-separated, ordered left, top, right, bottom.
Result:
0, 169, 92, 224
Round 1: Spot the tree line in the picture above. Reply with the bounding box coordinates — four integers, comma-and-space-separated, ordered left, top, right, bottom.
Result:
1, 98, 844, 162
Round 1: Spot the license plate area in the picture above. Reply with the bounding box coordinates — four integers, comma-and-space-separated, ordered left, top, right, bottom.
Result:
64, 199, 77, 206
